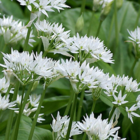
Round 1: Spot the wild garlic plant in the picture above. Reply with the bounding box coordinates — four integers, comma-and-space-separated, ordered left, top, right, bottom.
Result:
0, 0, 140, 140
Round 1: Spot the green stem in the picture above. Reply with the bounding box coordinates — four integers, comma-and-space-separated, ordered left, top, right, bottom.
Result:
128, 57, 138, 78
87, 12, 94, 37
107, 15, 115, 46
114, 0, 119, 47
65, 94, 78, 140
5, 84, 12, 97
80, 0, 86, 15
80, 52, 90, 64
64, 92, 74, 116
11, 86, 25, 140
108, 106, 116, 123
28, 85, 48, 140
5, 82, 20, 140
77, 90, 85, 121
0, 43, 7, 62
82, 133, 87, 140
134, 9, 140, 29
90, 99, 96, 114
95, 20, 102, 37
37, 39, 42, 54
24, 26, 31, 51
21, 83, 34, 112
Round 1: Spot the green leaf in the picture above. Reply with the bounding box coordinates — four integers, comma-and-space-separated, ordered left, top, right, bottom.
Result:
1, 0, 25, 19
122, 115, 132, 137
42, 96, 70, 115
0, 116, 53, 140
100, 92, 113, 107
18, 116, 52, 140
134, 60, 140, 82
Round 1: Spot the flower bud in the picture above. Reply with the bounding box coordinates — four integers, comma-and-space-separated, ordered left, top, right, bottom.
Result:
92, 88, 102, 100
101, 1, 113, 16
31, 81, 39, 91
100, 0, 113, 21
116, 0, 123, 9
93, 0, 103, 11
75, 15, 84, 32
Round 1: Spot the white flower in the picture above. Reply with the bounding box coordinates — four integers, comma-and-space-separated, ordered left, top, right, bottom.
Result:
17, 0, 69, 17
55, 59, 80, 81
66, 33, 113, 63
29, 94, 41, 107
36, 113, 45, 123
33, 0, 53, 17
0, 16, 35, 46
128, 27, 140, 46
15, 102, 37, 116
110, 131, 126, 140
104, 86, 118, 97
31, 52, 57, 79
16, 94, 23, 104
51, 111, 69, 133
77, 113, 120, 140
112, 91, 128, 106
0, 94, 16, 110
0, 77, 13, 93
50, 0, 69, 12
17, 0, 35, 11
126, 104, 140, 123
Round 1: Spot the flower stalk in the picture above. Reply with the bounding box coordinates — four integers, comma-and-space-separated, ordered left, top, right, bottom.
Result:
65, 93, 78, 140
5, 82, 20, 140
24, 26, 31, 51
11, 85, 25, 140
80, 0, 86, 15
108, 106, 116, 123
96, 20, 102, 37
77, 90, 85, 121
64, 91, 74, 115
90, 99, 97, 114
114, 0, 119, 48
87, 12, 94, 37
28, 85, 48, 140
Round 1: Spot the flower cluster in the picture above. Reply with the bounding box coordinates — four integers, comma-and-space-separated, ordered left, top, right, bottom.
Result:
0, 77, 13, 93
17, 0, 69, 17
66, 33, 113, 63
103, 74, 140, 122
55, 59, 112, 94
0, 16, 34, 46
51, 112, 125, 140
35, 20, 70, 54
77, 113, 124, 140
16, 94, 45, 123
0, 49, 57, 85
51, 112, 81, 139
35, 19, 113, 63
128, 26, 140, 46
0, 94, 16, 110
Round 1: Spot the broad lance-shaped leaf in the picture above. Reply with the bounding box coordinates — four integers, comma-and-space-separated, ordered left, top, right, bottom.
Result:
41, 96, 70, 115
1, 0, 25, 19
0, 116, 53, 140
